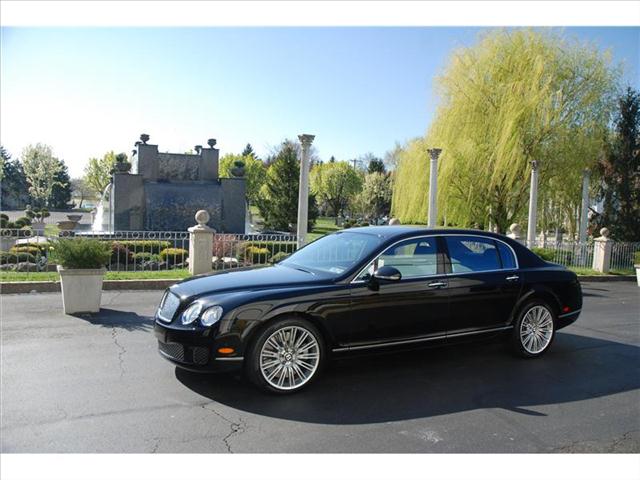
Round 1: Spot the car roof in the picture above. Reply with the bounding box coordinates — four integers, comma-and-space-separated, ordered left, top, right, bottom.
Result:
342, 225, 511, 241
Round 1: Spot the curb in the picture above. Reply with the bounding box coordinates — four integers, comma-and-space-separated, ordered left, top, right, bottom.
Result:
0, 279, 179, 294
577, 275, 637, 282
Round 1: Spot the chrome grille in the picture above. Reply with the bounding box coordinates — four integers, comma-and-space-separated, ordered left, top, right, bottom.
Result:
157, 291, 180, 323
158, 342, 184, 362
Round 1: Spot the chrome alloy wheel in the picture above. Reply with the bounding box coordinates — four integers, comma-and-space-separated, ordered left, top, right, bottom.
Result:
259, 326, 320, 391
520, 305, 554, 354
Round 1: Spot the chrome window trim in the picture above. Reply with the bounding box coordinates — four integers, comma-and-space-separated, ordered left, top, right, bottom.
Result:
350, 232, 519, 284
332, 325, 513, 352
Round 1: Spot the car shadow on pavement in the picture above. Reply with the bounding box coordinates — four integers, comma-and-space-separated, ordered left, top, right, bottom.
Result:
69, 308, 154, 332
176, 332, 640, 425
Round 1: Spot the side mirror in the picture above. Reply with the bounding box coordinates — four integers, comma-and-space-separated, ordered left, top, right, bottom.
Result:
372, 265, 402, 283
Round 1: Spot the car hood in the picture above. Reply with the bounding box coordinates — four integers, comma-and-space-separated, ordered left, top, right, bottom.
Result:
169, 264, 332, 300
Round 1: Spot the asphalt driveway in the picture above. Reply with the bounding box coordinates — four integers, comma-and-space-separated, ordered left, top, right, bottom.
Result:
1, 282, 638, 453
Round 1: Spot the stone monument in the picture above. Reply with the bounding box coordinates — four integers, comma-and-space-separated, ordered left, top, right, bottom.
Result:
109, 134, 246, 233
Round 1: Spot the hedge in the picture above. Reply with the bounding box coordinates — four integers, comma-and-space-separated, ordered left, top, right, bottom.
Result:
0, 251, 37, 264
110, 240, 172, 254
159, 248, 188, 265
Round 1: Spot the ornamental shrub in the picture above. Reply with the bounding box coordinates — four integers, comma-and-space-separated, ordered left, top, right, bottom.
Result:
132, 252, 161, 263
635, 251, 640, 266
114, 240, 171, 254
50, 238, 111, 269
110, 242, 134, 264
270, 251, 290, 263
10, 245, 41, 256
245, 246, 270, 264
14, 217, 31, 228
531, 247, 555, 261
159, 248, 188, 265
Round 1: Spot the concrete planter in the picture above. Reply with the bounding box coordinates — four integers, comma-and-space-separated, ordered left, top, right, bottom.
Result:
57, 266, 106, 314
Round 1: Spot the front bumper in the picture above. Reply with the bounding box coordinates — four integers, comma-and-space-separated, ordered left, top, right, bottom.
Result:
154, 321, 244, 373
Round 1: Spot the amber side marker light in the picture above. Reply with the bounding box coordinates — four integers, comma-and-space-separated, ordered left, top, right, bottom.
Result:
562, 306, 571, 313
218, 347, 235, 355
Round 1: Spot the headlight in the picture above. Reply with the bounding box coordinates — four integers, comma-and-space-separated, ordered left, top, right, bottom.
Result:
181, 303, 203, 325
201, 306, 224, 327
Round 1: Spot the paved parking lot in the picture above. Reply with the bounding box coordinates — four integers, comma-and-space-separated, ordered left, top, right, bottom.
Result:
1, 281, 638, 453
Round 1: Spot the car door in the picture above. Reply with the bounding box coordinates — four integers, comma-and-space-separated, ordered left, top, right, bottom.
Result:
342, 236, 449, 347
443, 235, 523, 335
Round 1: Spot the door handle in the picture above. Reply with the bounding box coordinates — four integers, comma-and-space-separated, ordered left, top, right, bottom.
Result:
428, 281, 447, 288
506, 275, 520, 282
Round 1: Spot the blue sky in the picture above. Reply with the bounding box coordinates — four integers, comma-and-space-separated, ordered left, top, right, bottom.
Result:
1, 27, 638, 177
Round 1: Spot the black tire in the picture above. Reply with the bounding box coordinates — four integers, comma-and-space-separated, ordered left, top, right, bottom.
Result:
244, 317, 325, 394
510, 299, 556, 358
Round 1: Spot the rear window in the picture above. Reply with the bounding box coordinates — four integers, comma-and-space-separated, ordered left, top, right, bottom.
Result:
496, 241, 517, 269
445, 236, 501, 273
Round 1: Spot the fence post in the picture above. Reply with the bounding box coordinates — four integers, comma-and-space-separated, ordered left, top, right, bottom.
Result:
592, 227, 613, 273
188, 210, 215, 276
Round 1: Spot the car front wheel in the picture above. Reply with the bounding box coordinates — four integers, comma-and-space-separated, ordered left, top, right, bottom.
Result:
511, 301, 556, 358
245, 318, 324, 394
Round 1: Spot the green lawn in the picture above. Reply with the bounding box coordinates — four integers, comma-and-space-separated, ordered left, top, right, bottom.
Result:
0, 269, 190, 282
308, 216, 341, 241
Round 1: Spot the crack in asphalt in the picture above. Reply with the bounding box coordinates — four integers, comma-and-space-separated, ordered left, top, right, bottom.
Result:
111, 327, 126, 378
201, 403, 247, 453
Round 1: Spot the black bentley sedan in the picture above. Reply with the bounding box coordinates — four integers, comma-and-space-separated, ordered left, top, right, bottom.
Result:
155, 227, 582, 393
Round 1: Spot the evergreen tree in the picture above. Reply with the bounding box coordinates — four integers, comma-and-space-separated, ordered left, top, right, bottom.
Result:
242, 143, 259, 160
0, 146, 31, 209
596, 87, 640, 240
49, 159, 73, 209
257, 140, 317, 231
367, 157, 386, 174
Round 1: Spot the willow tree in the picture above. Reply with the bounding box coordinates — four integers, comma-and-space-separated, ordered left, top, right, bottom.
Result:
392, 29, 618, 233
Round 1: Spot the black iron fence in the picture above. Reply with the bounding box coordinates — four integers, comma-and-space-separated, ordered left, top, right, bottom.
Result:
0, 229, 298, 277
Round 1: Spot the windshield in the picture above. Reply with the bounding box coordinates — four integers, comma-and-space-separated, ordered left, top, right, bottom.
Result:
280, 231, 383, 275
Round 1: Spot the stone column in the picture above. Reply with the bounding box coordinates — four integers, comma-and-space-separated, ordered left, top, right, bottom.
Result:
296, 134, 315, 248
526, 160, 539, 247
592, 227, 613, 273
427, 148, 442, 228
188, 210, 215, 276
578, 168, 590, 243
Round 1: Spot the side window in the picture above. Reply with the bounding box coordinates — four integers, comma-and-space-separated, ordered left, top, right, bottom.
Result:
378, 237, 439, 279
496, 241, 517, 270
445, 236, 501, 273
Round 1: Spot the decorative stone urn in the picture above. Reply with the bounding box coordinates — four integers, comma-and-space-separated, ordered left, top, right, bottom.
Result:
58, 265, 107, 314
115, 161, 132, 173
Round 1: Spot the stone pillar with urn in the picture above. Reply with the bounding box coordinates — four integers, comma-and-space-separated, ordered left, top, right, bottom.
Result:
296, 134, 315, 248
188, 210, 215, 276
592, 227, 613, 273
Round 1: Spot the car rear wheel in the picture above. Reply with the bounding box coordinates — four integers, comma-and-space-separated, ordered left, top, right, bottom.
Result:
511, 300, 556, 358
245, 318, 324, 394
